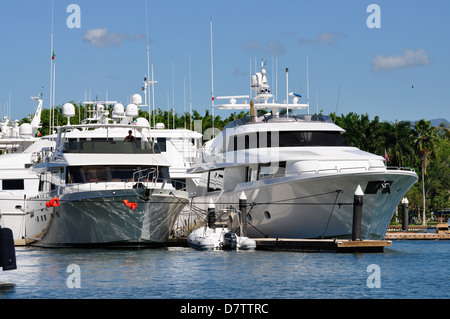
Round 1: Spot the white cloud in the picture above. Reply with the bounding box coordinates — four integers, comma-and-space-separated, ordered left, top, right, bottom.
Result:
83, 28, 145, 48
242, 33, 293, 57
371, 49, 430, 72
298, 32, 345, 47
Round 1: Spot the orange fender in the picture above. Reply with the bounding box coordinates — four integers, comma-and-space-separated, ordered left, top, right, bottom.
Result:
123, 200, 137, 210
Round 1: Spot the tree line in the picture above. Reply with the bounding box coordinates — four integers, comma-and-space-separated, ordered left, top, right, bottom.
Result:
21, 103, 449, 225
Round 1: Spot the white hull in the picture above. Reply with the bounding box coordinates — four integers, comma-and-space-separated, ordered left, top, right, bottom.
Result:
192, 170, 417, 240
24, 187, 188, 247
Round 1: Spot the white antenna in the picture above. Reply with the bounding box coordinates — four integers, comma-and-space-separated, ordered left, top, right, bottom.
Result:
151, 60, 156, 128
189, 55, 192, 131
172, 60, 175, 129
52, 63, 56, 134
335, 84, 341, 114
210, 17, 215, 138
306, 56, 310, 115
249, 58, 252, 99
275, 57, 278, 102
285, 67, 289, 116
49, 0, 54, 136
146, 0, 150, 112
316, 91, 319, 115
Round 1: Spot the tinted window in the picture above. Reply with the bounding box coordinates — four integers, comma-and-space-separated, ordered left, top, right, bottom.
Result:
2, 179, 24, 190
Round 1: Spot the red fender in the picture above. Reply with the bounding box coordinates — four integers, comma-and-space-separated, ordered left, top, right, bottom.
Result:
123, 200, 137, 210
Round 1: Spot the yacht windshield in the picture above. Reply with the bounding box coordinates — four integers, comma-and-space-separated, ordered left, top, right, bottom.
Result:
63, 139, 160, 154
66, 165, 169, 183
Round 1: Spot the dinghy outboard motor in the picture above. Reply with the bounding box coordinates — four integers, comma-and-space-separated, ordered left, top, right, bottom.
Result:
223, 232, 237, 250
0, 227, 17, 271
207, 208, 216, 229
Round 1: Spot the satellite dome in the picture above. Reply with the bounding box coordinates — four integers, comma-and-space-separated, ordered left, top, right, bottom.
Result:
19, 123, 32, 138
134, 117, 149, 127
125, 103, 139, 117
132, 94, 142, 105
112, 103, 125, 116
62, 103, 75, 117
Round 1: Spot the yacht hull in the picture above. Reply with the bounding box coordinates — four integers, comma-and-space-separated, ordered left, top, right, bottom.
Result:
24, 187, 188, 247
192, 170, 417, 240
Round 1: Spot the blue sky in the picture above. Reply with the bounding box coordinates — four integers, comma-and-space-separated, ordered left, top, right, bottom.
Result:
0, 0, 449, 124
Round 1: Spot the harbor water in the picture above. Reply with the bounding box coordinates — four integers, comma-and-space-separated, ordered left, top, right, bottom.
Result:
0, 241, 448, 301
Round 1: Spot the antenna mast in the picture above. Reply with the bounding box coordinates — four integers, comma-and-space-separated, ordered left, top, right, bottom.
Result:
49, 0, 54, 136
306, 56, 310, 115
210, 17, 215, 138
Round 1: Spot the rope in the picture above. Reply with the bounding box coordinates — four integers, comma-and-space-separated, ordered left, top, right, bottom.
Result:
320, 190, 343, 238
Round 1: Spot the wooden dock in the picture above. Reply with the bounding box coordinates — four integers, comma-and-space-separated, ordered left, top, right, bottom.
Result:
253, 238, 391, 253
384, 232, 450, 240
167, 237, 391, 252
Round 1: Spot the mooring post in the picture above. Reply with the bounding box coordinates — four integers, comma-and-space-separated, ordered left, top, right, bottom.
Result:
239, 191, 247, 237
352, 185, 364, 241
207, 198, 216, 229
401, 197, 409, 231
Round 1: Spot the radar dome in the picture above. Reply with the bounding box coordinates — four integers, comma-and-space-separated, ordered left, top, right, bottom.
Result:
19, 123, 33, 139
62, 103, 75, 117
134, 117, 149, 127
125, 103, 139, 117
112, 103, 124, 116
132, 94, 142, 105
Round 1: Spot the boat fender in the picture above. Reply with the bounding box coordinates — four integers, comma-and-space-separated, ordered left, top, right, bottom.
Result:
123, 200, 137, 210
46, 197, 60, 207
0, 228, 17, 271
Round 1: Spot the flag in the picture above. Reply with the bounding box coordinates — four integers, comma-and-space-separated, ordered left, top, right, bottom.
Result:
385, 149, 390, 163
51, 51, 55, 60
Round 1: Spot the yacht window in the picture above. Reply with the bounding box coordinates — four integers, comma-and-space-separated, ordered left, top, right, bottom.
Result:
156, 138, 166, 152
63, 139, 159, 154
207, 169, 224, 192
66, 165, 168, 183
227, 131, 348, 151
258, 162, 286, 180
278, 131, 348, 147
2, 179, 24, 190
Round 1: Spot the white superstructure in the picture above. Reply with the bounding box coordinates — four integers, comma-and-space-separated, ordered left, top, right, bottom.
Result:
188, 61, 418, 240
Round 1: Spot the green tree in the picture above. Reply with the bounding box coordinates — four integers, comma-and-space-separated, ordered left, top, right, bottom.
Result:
413, 119, 439, 225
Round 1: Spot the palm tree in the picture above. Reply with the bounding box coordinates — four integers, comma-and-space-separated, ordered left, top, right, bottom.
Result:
385, 120, 416, 168
413, 119, 438, 225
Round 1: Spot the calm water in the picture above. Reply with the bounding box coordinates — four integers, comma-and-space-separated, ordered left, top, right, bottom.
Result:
0, 241, 448, 300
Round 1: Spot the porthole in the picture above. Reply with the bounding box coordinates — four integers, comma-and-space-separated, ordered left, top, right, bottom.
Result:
264, 211, 271, 219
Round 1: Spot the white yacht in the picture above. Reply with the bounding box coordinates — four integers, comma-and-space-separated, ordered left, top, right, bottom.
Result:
23, 102, 189, 247
188, 62, 418, 240
0, 95, 43, 153
0, 95, 53, 242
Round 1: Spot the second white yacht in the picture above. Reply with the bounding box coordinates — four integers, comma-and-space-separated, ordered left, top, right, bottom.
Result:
188, 61, 418, 240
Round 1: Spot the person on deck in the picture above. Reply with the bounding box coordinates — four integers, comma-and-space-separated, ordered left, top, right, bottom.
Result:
124, 130, 136, 141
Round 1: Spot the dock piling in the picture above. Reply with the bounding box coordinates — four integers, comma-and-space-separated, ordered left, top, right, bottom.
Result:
239, 191, 247, 237
352, 185, 364, 241
401, 197, 409, 231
